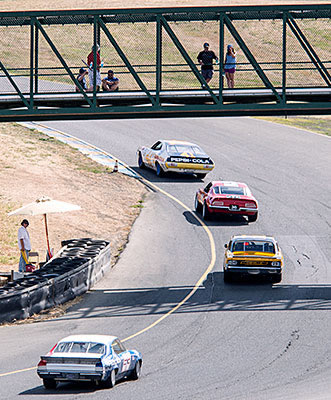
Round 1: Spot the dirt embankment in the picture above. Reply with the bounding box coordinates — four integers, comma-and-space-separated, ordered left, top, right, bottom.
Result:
0, 122, 146, 273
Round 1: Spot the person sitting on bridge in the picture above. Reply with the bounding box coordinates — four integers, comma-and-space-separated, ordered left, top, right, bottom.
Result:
197, 42, 218, 86
102, 70, 119, 92
75, 68, 88, 92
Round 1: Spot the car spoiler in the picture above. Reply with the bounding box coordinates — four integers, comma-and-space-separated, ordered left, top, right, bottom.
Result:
41, 356, 102, 364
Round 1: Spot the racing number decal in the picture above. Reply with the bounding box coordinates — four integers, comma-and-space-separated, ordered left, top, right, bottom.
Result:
121, 353, 131, 372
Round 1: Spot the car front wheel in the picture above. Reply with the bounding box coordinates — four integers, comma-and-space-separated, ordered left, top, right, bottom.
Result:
43, 378, 57, 390
138, 152, 145, 169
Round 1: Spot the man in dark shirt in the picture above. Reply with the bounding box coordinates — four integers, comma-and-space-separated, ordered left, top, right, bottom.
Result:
197, 42, 218, 84
102, 70, 119, 92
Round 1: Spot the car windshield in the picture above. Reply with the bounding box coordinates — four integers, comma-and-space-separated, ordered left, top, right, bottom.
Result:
55, 342, 105, 354
167, 144, 205, 156
231, 240, 275, 253
214, 186, 245, 195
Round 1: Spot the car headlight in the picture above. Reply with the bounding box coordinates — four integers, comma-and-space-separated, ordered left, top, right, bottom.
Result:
271, 261, 281, 266
245, 202, 256, 208
228, 260, 238, 266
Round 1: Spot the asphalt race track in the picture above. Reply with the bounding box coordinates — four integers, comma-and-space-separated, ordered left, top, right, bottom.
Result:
0, 117, 330, 400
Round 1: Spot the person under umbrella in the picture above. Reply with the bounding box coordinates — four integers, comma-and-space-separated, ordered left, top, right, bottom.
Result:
18, 219, 31, 272
9, 196, 81, 261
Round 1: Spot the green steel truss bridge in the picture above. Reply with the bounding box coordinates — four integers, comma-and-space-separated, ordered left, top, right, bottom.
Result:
0, 4, 330, 121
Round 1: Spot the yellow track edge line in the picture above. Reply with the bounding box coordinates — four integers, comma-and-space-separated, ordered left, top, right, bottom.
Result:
0, 367, 36, 377
123, 178, 216, 342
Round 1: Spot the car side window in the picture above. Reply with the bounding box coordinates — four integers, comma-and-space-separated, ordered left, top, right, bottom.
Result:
151, 141, 162, 151
204, 183, 212, 193
112, 340, 125, 355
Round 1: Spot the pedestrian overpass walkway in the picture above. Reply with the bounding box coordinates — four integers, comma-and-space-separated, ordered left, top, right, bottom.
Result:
0, 4, 329, 121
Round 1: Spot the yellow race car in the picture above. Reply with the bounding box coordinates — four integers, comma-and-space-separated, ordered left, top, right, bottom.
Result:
223, 235, 283, 283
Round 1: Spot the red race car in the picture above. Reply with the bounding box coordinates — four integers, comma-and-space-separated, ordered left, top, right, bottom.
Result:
195, 181, 258, 222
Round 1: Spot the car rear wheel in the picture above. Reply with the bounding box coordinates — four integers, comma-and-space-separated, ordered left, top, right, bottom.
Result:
43, 378, 57, 390
196, 173, 207, 180
130, 360, 142, 380
272, 273, 282, 284
138, 152, 145, 169
104, 369, 116, 388
195, 196, 201, 213
247, 212, 258, 222
223, 270, 233, 283
202, 202, 210, 220
156, 162, 164, 177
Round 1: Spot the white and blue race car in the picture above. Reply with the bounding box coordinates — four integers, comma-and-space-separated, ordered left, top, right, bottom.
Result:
137, 139, 214, 178
37, 334, 142, 389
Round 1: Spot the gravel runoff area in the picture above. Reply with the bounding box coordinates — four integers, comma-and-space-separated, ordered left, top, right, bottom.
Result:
0, 122, 147, 274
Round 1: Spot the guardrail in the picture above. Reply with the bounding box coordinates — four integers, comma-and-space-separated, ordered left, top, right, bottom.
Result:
0, 238, 111, 324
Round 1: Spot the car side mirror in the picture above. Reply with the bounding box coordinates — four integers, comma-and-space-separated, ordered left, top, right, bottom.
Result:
224, 244, 228, 248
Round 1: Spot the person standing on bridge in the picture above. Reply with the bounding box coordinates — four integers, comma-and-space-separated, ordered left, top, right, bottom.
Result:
87, 44, 102, 92
224, 44, 236, 88
17, 219, 31, 273
197, 42, 218, 86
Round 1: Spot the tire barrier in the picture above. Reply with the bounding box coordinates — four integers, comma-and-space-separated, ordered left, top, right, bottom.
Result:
0, 238, 110, 324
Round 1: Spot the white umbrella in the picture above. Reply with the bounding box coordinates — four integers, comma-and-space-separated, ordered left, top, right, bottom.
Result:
8, 196, 81, 258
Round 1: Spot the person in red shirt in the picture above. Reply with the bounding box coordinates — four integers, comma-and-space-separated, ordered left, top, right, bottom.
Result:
87, 44, 101, 91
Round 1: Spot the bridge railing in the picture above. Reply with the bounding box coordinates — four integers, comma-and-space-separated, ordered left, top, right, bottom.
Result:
0, 5, 330, 119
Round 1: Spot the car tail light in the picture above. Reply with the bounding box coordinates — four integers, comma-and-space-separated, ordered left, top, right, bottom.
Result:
38, 359, 47, 367
245, 202, 256, 208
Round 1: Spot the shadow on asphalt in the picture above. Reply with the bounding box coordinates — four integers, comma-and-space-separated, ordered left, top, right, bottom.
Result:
130, 166, 205, 183
183, 210, 249, 226
20, 377, 129, 395
38, 274, 331, 324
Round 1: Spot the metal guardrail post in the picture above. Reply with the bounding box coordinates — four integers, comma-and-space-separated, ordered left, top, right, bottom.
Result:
282, 12, 287, 104
34, 21, 39, 94
219, 12, 224, 104
35, 19, 93, 107
98, 16, 156, 106
287, 14, 331, 86
160, 16, 219, 104
156, 15, 162, 106
30, 18, 34, 108
224, 14, 281, 103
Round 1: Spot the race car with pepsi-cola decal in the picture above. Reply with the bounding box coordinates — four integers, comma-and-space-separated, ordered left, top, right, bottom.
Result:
195, 181, 258, 221
37, 334, 142, 390
137, 139, 214, 178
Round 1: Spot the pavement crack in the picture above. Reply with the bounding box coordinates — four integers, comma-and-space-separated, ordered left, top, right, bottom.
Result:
302, 253, 310, 259
296, 259, 302, 266
292, 245, 297, 253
